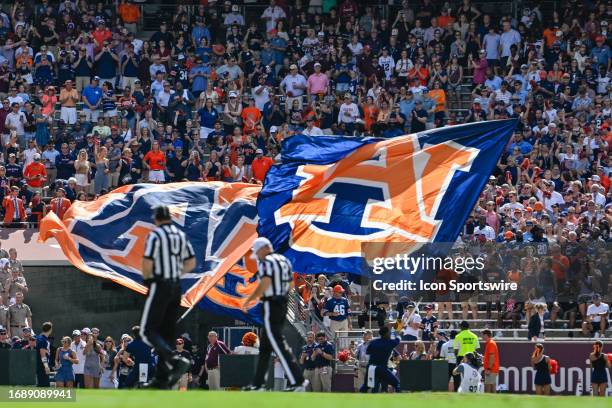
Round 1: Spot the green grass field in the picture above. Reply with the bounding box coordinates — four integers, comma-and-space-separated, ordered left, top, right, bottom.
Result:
1, 388, 611, 408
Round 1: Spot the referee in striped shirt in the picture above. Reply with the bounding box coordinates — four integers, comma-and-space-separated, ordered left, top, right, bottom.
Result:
241, 237, 307, 391
140, 205, 196, 389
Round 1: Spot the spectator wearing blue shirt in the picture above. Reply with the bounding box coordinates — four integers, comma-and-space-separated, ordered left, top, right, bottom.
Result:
324, 285, 351, 334
191, 17, 211, 47
299, 331, 317, 391
359, 326, 401, 393
81, 76, 103, 122
507, 132, 533, 155
484, 68, 503, 91
399, 91, 416, 120
188, 58, 210, 98
194, 38, 212, 65
268, 30, 287, 72
511, 80, 528, 104
259, 41, 275, 69
198, 98, 219, 137
312, 331, 334, 392
591, 36, 611, 69
334, 56, 353, 93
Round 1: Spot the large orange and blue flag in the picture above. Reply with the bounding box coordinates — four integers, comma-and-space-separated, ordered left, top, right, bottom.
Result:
39, 182, 263, 323
257, 119, 518, 275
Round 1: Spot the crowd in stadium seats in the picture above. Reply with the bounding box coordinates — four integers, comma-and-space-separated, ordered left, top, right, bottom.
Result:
0, 0, 610, 342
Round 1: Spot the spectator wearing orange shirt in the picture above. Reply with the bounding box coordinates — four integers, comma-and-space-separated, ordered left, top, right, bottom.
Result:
48, 188, 71, 220
481, 329, 499, 393
2, 186, 26, 226
428, 80, 447, 126
143, 141, 166, 183
241, 97, 262, 135
362, 96, 379, 134
23, 153, 47, 194
408, 60, 429, 86
91, 21, 113, 52
251, 149, 273, 183
118, 0, 141, 34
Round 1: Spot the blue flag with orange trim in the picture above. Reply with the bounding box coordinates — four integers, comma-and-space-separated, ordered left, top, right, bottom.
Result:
39, 182, 263, 324
257, 119, 518, 275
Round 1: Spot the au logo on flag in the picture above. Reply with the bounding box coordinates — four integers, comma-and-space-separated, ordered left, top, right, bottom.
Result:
258, 119, 518, 275
275, 137, 479, 258
40, 181, 264, 323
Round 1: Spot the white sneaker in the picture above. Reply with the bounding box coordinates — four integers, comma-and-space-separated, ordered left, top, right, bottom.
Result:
291, 379, 309, 392
594, 332, 600, 338
495, 330, 503, 338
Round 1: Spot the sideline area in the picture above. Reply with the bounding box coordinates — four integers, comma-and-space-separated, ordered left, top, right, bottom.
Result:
0, 388, 610, 408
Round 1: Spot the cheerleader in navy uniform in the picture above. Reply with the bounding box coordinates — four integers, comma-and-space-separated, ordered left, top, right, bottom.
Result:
531, 343, 551, 395
589, 340, 611, 397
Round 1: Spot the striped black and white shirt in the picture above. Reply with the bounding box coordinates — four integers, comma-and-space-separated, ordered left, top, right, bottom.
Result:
143, 224, 195, 281
257, 253, 292, 298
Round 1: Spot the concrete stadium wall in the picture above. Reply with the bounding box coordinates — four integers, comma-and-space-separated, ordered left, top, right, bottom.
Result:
22, 265, 234, 344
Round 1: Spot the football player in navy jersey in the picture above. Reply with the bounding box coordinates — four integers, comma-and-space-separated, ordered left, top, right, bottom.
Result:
324, 285, 351, 334
35, 322, 53, 387
359, 326, 401, 393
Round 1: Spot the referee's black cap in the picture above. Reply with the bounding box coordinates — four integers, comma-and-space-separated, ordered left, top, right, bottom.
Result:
153, 205, 171, 222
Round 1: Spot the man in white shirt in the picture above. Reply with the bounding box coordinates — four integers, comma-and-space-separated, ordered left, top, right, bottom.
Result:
494, 81, 512, 106
535, 180, 564, 211
41, 143, 59, 183
23, 139, 40, 167
337, 93, 360, 134
280, 64, 307, 109
440, 332, 459, 391
401, 303, 421, 340
498, 190, 524, 214
155, 82, 174, 122
590, 182, 606, 208
224, 5, 245, 28
302, 117, 323, 136
473, 217, 496, 241
582, 294, 609, 338
5, 102, 27, 146
70, 329, 86, 388
261, 0, 286, 33
252, 75, 270, 111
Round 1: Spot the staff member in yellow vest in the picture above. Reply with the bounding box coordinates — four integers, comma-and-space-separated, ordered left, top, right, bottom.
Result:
453, 321, 480, 372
